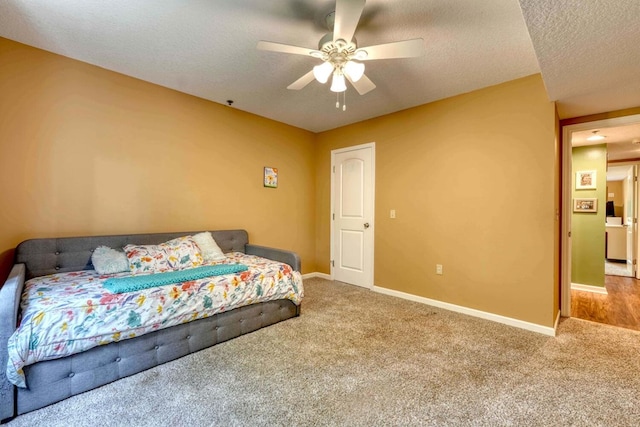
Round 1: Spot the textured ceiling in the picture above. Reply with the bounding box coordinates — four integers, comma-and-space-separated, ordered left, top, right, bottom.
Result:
518, 0, 640, 119
0, 1, 638, 132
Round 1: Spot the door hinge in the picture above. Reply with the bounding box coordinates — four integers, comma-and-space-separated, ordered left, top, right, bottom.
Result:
332, 166, 335, 173
634, 259, 637, 265
331, 260, 335, 267
568, 231, 571, 237
332, 213, 335, 220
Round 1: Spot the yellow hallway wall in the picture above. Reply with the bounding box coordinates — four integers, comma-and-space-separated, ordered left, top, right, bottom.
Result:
0, 38, 316, 280
315, 75, 558, 327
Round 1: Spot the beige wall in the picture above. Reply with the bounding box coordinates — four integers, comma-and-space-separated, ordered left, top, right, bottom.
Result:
0, 38, 317, 279
1, 38, 560, 328
315, 75, 558, 326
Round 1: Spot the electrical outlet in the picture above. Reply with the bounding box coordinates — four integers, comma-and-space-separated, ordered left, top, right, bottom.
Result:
436, 264, 443, 275
390, 209, 396, 219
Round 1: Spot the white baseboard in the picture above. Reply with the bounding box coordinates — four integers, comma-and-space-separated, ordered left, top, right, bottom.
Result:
571, 282, 608, 295
373, 286, 557, 336
302, 272, 332, 280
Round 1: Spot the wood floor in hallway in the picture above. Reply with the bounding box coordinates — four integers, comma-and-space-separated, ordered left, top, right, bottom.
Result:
571, 274, 640, 331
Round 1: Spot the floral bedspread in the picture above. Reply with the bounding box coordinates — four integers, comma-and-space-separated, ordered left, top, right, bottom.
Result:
6, 253, 303, 388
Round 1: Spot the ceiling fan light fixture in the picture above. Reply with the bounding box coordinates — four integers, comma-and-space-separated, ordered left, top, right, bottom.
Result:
257, 0, 423, 105
587, 130, 606, 141
330, 72, 347, 92
313, 62, 334, 84
343, 60, 365, 82
353, 49, 368, 60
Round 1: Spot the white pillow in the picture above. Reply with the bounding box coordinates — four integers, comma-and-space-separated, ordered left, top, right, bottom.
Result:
192, 231, 226, 262
92, 246, 129, 274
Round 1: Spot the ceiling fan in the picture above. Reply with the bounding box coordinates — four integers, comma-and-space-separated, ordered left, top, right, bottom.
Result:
257, 0, 424, 105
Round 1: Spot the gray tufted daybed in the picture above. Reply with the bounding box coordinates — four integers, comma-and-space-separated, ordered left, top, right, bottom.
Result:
0, 229, 301, 421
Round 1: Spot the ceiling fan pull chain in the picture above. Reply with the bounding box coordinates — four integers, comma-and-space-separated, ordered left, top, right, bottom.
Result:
336, 92, 340, 109
343, 91, 346, 111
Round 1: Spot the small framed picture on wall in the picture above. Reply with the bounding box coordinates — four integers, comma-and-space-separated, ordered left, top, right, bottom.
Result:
264, 167, 278, 188
573, 198, 598, 213
575, 170, 596, 190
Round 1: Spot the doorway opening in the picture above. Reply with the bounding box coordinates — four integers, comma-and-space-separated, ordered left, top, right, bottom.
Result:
604, 165, 635, 278
562, 113, 640, 331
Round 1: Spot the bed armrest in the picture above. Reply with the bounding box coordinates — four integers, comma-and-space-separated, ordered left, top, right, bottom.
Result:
245, 244, 301, 272
0, 263, 25, 421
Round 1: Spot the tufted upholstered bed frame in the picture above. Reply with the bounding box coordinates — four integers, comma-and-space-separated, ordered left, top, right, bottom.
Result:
0, 229, 301, 421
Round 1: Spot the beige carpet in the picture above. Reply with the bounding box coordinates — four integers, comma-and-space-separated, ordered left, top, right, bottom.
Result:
7, 278, 640, 426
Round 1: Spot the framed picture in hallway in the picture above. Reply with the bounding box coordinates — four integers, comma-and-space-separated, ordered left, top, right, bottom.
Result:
575, 170, 596, 190
573, 198, 598, 213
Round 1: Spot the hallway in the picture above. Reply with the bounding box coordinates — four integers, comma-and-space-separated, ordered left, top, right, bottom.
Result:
571, 274, 640, 331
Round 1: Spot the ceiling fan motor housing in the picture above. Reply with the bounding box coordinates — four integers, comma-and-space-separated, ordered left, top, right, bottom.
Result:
318, 33, 358, 65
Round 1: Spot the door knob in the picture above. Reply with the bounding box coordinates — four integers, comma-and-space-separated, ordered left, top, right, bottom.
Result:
364, 223, 370, 229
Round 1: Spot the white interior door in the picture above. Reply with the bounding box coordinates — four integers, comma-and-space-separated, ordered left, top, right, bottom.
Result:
331, 144, 374, 288
625, 165, 637, 275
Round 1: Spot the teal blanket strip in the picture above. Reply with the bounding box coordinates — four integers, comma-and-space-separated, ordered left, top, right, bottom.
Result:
104, 264, 249, 294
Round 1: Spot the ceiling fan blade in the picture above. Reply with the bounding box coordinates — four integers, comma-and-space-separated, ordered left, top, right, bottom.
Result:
333, 0, 366, 43
287, 70, 316, 90
358, 39, 425, 60
257, 41, 317, 57
347, 73, 376, 95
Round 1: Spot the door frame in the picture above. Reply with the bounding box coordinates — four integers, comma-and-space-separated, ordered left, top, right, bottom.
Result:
561, 114, 640, 316
330, 142, 376, 287
623, 165, 637, 277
